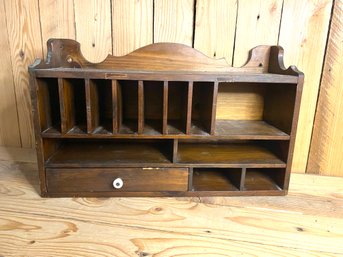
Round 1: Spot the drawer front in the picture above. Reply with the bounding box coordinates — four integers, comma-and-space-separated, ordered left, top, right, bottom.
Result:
46, 167, 189, 193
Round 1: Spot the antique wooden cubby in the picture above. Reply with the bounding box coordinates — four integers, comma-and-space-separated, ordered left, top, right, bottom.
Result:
29, 39, 303, 197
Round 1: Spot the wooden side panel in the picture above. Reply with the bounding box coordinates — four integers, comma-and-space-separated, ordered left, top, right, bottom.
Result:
154, 0, 194, 46
112, 0, 153, 56
4, 0, 43, 147
85, 79, 99, 133
194, 0, 237, 63
233, 0, 283, 67
307, 0, 343, 176
58, 79, 75, 133
74, 0, 112, 62
138, 81, 144, 134
162, 81, 168, 134
0, 0, 21, 147
38, 0, 75, 56
279, 0, 333, 173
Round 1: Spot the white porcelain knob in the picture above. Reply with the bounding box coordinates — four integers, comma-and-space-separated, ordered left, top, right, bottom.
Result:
113, 178, 123, 189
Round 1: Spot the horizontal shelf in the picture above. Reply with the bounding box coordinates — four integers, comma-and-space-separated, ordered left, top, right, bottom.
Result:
214, 120, 289, 139
45, 140, 286, 169
41, 120, 290, 140
33, 69, 299, 84
177, 143, 286, 168
46, 141, 172, 167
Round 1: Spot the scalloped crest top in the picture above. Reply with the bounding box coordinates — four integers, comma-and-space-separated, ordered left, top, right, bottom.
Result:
30, 38, 300, 75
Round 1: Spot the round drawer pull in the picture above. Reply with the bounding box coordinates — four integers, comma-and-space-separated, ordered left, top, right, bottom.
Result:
113, 178, 123, 189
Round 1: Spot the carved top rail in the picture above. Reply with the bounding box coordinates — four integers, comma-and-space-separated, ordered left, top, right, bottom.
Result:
29, 39, 302, 77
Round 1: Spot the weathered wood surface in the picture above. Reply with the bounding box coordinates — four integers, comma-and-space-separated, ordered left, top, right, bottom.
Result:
3, 0, 43, 147
307, 0, 343, 176
0, 146, 342, 256
279, 0, 333, 173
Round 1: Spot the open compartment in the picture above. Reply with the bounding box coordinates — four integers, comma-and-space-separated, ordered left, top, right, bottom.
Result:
244, 168, 285, 191
36, 78, 61, 133
143, 81, 164, 134
59, 78, 87, 134
215, 82, 296, 139
117, 80, 139, 133
167, 81, 190, 134
192, 168, 242, 191
45, 138, 174, 167
177, 139, 287, 167
191, 82, 216, 135
86, 79, 114, 134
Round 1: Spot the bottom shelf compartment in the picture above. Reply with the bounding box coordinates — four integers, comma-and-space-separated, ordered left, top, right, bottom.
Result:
192, 168, 241, 191
191, 168, 285, 192
244, 168, 285, 191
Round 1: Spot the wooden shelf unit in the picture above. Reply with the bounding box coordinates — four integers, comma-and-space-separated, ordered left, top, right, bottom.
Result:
29, 39, 303, 197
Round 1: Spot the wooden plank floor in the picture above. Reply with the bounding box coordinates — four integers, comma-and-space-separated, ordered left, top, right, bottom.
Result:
0, 146, 342, 257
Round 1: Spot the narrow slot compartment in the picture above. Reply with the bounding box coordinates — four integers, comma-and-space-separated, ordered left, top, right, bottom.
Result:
87, 79, 114, 134
191, 81, 216, 135
192, 168, 242, 191
46, 138, 174, 167
59, 78, 87, 134
177, 140, 286, 167
117, 80, 138, 133
36, 78, 61, 133
167, 81, 189, 134
215, 82, 296, 139
143, 81, 164, 134
244, 168, 285, 191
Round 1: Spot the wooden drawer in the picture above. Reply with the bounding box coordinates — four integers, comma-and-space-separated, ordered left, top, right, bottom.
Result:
46, 167, 189, 193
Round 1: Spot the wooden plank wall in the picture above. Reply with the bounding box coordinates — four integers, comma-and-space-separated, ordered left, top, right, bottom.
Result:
0, 0, 339, 175
307, 0, 342, 176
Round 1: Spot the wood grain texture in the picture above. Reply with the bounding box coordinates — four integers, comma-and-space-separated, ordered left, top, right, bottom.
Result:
307, 0, 343, 176
112, 0, 153, 56
3, 0, 43, 147
194, 0, 237, 63
0, 0, 21, 147
233, 0, 283, 67
216, 83, 265, 120
38, 0, 75, 56
0, 146, 343, 256
279, 0, 333, 173
154, 0, 194, 46
74, 0, 112, 62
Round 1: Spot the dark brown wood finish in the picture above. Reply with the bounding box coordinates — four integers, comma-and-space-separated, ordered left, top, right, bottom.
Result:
46, 167, 189, 193
29, 39, 303, 197
138, 81, 144, 134
162, 81, 168, 134
185, 81, 193, 135
112, 80, 119, 133
58, 78, 75, 133
85, 79, 99, 133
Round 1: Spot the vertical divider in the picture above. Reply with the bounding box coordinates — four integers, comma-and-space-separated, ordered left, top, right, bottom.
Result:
172, 138, 178, 163
138, 80, 144, 134
240, 167, 246, 191
85, 79, 99, 133
112, 80, 119, 133
188, 167, 193, 191
58, 78, 74, 134
163, 81, 168, 134
185, 81, 193, 134
210, 81, 219, 135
